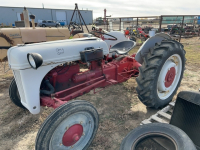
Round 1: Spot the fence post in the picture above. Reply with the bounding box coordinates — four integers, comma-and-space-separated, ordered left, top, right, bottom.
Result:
159, 16, 162, 32
107, 18, 108, 31
119, 18, 121, 31
137, 17, 138, 27
179, 16, 185, 42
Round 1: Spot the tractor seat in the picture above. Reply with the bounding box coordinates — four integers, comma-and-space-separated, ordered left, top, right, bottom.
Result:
110, 40, 136, 55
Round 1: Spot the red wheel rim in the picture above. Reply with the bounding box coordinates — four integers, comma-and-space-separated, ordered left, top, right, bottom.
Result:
62, 124, 83, 146
165, 67, 176, 88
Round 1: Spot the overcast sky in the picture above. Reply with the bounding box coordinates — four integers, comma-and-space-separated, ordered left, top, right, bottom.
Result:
0, 0, 199, 18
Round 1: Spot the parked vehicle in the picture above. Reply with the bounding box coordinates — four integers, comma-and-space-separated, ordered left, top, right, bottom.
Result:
7, 31, 185, 149
38, 20, 60, 27
184, 29, 198, 36
129, 27, 149, 41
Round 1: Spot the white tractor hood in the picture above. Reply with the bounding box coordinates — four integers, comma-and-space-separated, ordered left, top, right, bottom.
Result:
8, 37, 109, 70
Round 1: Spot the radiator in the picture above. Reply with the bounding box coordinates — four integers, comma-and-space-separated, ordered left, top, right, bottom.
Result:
13, 70, 26, 103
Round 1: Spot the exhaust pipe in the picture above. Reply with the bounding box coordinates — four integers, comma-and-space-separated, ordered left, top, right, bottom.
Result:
23, 7, 30, 28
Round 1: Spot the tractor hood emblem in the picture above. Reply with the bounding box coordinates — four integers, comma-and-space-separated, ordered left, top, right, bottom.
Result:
56, 48, 64, 55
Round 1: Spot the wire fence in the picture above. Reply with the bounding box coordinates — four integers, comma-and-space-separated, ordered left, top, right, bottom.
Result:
94, 15, 200, 42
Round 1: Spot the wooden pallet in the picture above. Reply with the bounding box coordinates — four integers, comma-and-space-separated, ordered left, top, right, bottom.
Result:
141, 102, 175, 125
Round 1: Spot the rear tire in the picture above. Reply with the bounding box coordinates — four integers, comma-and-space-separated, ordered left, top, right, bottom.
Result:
36, 100, 99, 150
120, 123, 196, 150
9, 78, 25, 109
136, 40, 186, 108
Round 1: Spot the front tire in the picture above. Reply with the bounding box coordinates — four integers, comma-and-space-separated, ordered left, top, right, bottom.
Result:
36, 100, 99, 150
120, 123, 196, 150
136, 40, 186, 108
9, 78, 25, 109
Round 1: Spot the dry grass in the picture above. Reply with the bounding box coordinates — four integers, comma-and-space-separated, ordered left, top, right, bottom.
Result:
129, 37, 200, 67
0, 37, 199, 150
181, 37, 200, 66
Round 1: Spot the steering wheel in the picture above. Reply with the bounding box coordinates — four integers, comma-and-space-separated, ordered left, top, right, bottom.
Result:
90, 31, 118, 41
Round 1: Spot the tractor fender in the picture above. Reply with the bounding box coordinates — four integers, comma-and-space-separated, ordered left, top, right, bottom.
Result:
135, 33, 171, 64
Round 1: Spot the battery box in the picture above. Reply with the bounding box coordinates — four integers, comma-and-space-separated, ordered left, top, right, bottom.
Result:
80, 48, 103, 63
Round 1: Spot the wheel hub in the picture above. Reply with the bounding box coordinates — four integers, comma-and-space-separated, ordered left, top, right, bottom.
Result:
165, 67, 176, 88
157, 54, 182, 100
62, 124, 83, 146
158, 61, 176, 92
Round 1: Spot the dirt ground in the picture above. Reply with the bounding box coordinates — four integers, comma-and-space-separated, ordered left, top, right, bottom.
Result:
0, 37, 200, 150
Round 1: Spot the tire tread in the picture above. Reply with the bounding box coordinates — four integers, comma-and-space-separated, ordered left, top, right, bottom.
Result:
136, 40, 186, 108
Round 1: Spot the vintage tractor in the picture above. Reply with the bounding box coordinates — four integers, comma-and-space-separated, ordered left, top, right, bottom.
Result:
128, 27, 149, 42
7, 31, 185, 149
0, 4, 86, 61
0, 15, 70, 61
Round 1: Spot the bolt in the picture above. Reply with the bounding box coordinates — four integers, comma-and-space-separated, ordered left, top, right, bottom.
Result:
82, 132, 85, 136
80, 121, 83, 125
73, 135, 80, 142
71, 145, 74, 148
60, 143, 63, 146
65, 127, 68, 130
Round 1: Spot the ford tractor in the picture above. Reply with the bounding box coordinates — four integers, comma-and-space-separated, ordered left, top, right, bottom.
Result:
7, 30, 185, 150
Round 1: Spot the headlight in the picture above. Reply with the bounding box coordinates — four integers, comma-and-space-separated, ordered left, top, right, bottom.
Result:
27, 53, 43, 69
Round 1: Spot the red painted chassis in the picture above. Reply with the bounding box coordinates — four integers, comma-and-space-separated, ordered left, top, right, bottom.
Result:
40, 54, 141, 109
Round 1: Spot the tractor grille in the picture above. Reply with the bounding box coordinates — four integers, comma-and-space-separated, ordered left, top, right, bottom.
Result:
170, 91, 200, 150
13, 70, 26, 103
